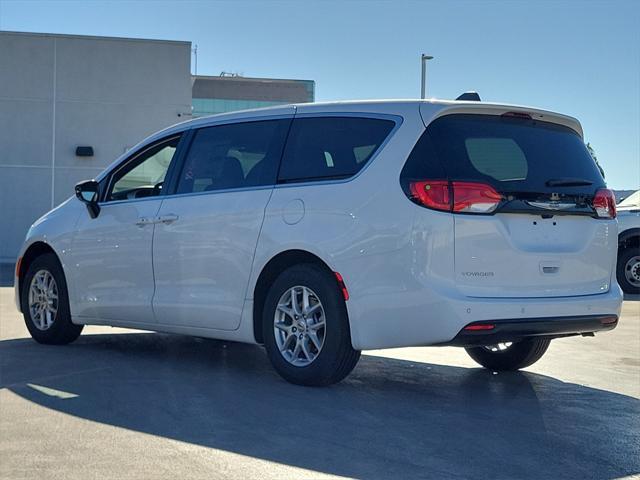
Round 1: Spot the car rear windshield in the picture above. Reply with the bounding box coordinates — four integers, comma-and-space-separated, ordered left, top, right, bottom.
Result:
403, 114, 605, 195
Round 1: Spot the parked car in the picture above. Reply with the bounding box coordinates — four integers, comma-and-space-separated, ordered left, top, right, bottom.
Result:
617, 190, 640, 294
14, 98, 623, 386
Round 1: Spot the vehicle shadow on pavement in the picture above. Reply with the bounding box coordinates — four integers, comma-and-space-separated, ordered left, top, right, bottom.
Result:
1, 333, 638, 480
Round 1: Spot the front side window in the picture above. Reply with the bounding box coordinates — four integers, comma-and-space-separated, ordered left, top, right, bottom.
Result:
176, 119, 290, 194
277, 117, 395, 183
106, 137, 180, 201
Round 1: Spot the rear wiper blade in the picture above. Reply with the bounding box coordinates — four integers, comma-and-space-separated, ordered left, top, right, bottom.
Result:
545, 178, 594, 187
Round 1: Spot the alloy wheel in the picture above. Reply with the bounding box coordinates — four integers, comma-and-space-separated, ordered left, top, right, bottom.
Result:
28, 269, 59, 331
273, 285, 326, 367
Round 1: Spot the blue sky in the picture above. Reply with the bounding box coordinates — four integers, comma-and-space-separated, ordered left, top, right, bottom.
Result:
1, 0, 638, 189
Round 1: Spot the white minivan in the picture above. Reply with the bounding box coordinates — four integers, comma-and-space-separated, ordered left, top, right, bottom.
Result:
15, 99, 623, 385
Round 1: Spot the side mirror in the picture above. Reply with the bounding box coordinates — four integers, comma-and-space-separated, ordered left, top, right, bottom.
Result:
75, 180, 101, 218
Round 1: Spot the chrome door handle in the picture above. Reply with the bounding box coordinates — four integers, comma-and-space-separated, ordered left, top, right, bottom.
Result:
158, 214, 179, 225
135, 217, 154, 226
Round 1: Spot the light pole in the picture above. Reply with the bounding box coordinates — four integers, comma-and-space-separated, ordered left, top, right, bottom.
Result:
421, 54, 434, 99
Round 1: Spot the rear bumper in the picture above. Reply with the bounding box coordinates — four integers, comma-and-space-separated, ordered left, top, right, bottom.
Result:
445, 314, 618, 347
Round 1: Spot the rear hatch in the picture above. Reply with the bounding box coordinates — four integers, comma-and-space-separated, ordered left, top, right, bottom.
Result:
408, 108, 617, 298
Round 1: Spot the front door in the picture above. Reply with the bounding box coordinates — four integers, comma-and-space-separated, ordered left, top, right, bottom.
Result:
69, 135, 182, 322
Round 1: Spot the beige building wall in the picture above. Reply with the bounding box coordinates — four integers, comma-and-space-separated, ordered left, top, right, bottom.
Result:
0, 31, 192, 263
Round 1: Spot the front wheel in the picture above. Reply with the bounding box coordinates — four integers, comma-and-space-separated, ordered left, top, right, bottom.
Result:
262, 264, 360, 386
465, 338, 550, 371
21, 253, 83, 345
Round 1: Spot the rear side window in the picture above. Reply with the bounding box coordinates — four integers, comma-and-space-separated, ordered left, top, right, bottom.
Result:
277, 117, 395, 183
401, 114, 605, 195
176, 119, 290, 194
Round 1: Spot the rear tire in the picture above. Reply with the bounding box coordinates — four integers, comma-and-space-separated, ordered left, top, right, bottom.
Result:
262, 264, 360, 386
465, 338, 550, 371
617, 247, 640, 294
21, 253, 83, 345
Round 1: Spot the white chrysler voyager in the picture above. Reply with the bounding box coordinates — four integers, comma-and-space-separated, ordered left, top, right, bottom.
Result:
15, 98, 623, 386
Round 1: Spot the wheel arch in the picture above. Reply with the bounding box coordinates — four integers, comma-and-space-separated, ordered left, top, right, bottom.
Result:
17, 242, 61, 305
252, 249, 338, 344
619, 228, 640, 250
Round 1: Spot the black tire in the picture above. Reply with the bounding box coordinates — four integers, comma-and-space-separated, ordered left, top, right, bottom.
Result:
21, 253, 83, 345
262, 263, 360, 386
617, 247, 640, 294
465, 338, 550, 371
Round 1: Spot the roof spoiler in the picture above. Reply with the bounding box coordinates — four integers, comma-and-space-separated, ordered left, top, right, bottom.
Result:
456, 91, 481, 101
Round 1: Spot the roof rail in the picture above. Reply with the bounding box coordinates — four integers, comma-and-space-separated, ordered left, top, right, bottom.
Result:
456, 91, 481, 101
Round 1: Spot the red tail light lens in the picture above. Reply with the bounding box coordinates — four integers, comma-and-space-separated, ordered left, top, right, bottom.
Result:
592, 188, 616, 219
409, 180, 502, 214
409, 180, 450, 211
451, 182, 502, 213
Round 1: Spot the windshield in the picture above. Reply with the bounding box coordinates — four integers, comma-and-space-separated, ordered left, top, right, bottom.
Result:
424, 114, 606, 195
618, 190, 640, 207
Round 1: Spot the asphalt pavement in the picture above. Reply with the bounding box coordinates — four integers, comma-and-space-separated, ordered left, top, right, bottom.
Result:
1, 287, 638, 480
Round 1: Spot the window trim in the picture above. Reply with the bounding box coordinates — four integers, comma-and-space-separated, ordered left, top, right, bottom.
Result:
100, 133, 186, 205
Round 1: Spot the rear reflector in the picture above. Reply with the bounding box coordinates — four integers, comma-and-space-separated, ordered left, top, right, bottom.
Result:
599, 315, 618, 325
409, 180, 502, 214
592, 188, 616, 219
464, 323, 496, 331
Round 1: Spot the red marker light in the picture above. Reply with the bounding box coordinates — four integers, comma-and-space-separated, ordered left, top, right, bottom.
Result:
334, 272, 349, 301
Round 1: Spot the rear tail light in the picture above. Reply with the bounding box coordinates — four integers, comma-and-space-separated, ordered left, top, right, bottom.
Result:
408, 180, 503, 214
451, 182, 503, 213
409, 180, 450, 211
592, 188, 616, 219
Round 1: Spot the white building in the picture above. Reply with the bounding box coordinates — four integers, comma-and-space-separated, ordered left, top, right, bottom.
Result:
0, 31, 193, 278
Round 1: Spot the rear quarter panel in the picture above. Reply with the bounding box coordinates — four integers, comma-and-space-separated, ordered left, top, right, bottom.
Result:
249, 103, 444, 349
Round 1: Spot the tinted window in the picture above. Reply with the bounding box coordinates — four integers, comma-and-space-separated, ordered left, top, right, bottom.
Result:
107, 136, 180, 201
404, 114, 604, 194
464, 138, 527, 181
278, 117, 395, 183
400, 130, 447, 195
176, 119, 290, 194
